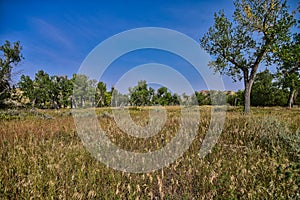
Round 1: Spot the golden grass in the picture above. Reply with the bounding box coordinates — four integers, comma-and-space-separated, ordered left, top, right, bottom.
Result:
0, 106, 299, 199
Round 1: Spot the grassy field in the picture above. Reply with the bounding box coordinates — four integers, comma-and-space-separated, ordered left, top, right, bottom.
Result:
0, 106, 299, 199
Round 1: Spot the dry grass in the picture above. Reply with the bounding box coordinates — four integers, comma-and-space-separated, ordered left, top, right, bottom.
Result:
0, 106, 299, 199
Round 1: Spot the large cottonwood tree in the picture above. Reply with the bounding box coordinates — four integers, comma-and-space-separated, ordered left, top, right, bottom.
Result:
200, 0, 295, 113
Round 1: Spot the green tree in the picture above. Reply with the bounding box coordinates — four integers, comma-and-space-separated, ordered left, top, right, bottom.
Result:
251, 69, 276, 106
226, 92, 238, 106
19, 73, 73, 109
200, 0, 295, 113
48, 75, 73, 109
72, 74, 92, 108
104, 90, 112, 107
272, 80, 289, 106
129, 80, 151, 106
18, 75, 36, 107
171, 93, 180, 105
155, 87, 172, 106
111, 89, 129, 107
195, 91, 210, 105
34, 70, 52, 108
49, 75, 61, 109
209, 90, 227, 105
95, 82, 107, 107
58, 76, 73, 108
0, 41, 23, 107
276, 33, 300, 108
19, 70, 51, 109
235, 90, 245, 106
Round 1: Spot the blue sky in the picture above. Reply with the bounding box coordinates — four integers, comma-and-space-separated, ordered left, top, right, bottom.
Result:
0, 0, 298, 93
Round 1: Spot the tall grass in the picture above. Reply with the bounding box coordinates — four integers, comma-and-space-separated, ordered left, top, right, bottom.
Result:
0, 107, 299, 199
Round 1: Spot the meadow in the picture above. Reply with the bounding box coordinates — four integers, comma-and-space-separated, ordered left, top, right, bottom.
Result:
0, 106, 299, 199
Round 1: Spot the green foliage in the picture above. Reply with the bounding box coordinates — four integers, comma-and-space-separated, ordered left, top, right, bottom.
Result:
17, 70, 299, 109
275, 33, 300, 107
72, 74, 97, 108
57, 76, 73, 108
154, 87, 173, 106
19, 71, 73, 109
104, 91, 112, 107
235, 90, 245, 106
276, 33, 300, 72
171, 93, 180, 105
95, 82, 107, 107
250, 69, 288, 106
226, 92, 238, 106
0, 41, 23, 107
251, 69, 275, 106
195, 91, 210, 105
111, 88, 129, 107
34, 70, 52, 108
18, 75, 35, 105
129, 80, 152, 106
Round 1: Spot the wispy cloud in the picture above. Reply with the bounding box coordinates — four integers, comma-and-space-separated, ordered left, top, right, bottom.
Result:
31, 18, 74, 50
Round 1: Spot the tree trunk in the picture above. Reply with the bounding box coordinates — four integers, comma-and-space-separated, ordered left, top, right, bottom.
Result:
287, 89, 296, 108
71, 96, 77, 109
244, 79, 254, 114
70, 96, 73, 109
96, 96, 103, 107
31, 98, 36, 110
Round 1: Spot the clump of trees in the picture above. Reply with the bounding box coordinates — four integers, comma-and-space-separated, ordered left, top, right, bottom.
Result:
128, 80, 180, 106
18, 71, 73, 109
230, 69, 300, 107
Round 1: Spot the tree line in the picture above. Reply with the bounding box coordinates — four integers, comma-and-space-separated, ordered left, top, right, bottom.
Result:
2, 67, 299, 109
13, 71, 229, 109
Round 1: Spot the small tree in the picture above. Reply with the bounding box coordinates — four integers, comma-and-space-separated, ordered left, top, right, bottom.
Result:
155, 87, 172, 106
251, 69, 276, 106
18, 75, 36, 108
58, 76, 73, 108
129, 80, 151, 106
72, 74, 91, 108
0, 41, 23, 107
34, 70, 52, 108
200, 0, 295, 113
95, 82, 107, 107
171, 93, 180, 105
111, 89, 129, 107
195, 91, 210, 105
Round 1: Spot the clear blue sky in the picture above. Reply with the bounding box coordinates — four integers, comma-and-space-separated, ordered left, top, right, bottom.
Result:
0, 0, 298, 93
